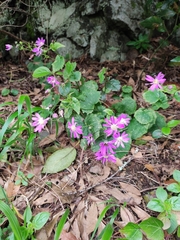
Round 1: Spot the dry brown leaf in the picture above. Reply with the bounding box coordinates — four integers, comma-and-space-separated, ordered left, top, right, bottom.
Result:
95, 185, 125, 202
60, 230, 79, 240
145, 164, 155, 172
86, 165, 110, 185
131, 148, 143, 159
89, 164, 104, 175
33, 192, 55, 206
120, 207, 136, 225
84, 202, 98, 235
120, 182, 141, 196
4, 180, 20, 198
71, 218, 81, 240
131, 206, 150, 220
36, 227, 48, 240
45, 211, 65, 237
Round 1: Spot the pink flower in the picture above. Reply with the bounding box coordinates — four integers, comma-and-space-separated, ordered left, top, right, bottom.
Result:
83, 133, 94, 145
145, 72, 166, 91
32, 47, 43, 56
95, 140, 117, 163
32, 113, 50, 132
117, 114, 131, 129
5, 44, 13, 51
103, 115, 130, 137
35, 37, 45, 47
68, 117, 83, 138
52, 113, 58, 118
113, 132, 130, 148
95, 151, 116, 164
47, 76, 60, 87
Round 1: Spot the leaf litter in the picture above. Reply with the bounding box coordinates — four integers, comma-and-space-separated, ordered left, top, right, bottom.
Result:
0, 42, 180, 239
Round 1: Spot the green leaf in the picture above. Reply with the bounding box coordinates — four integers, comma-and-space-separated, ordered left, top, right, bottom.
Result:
52, 55, 65, 73
50, 42, 65, 51
32, 212, 50, 230
120, 222, 142, 240
173, 170, 180, 183
167, 120, 180, 128
139, 217, 164, 240
59, 82, 71, 96
23, 206, 32, 224
1, 88, 10, 96
152, 129, 163, 139
112, 97, 137, 115
0, 201, 22, 240
69, 71, 81, 82
33, 66, 52, 78
177, 225, 180, 237
10, 89, 19, 96
147, 199, 165, 212
169, 197, 180, 211
84, 114, 102, 140
71, 97, 80, 114
98, 67, 107, 84
101, 223, 114, 240
127, 118, 148, 140
149, 112, 166, 133
162, 84, 177, 94
156, 187, 167, 202
54, 209, 70, 240
43, 147, 76, 173
167, 183, 180, 193
140, 16, 166, 32
161, 126, 171, 135
135, 108, 156, 125
122, 85, 133, 93
170, 56, 180, 66
174, 91, 180, 102
143, 90, 161, 104
105, 79, 121, 93
167, 213, 178, 234
63, 61, 76, 80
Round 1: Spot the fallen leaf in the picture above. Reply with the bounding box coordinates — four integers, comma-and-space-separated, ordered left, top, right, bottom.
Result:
131, 206, 150, 220
42, 147, 76, 173
60, 230, 78, 240
120, 207, 136, 225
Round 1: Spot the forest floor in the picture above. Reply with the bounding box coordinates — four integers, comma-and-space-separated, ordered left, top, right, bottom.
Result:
0, 39, 180, 239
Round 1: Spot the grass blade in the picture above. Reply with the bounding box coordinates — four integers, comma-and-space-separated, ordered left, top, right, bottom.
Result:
54, 209, 70, 240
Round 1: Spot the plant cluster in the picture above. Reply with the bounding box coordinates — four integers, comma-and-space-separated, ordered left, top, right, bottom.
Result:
1, 32, 180, 238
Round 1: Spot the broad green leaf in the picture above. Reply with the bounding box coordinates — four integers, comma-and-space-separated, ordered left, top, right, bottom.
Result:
43, 147, 76, 173
140, 16, 166, 32
167, 183, 180, 193
69, 71, 81, 82
152, 129, 163, 139
167, 213, 178, 234
33, 66, 52, 78
162, 84, 177, 94
139, 217, 164, 240
127, 118, 148, 140
71, 97, 80, 114
170, 56, 180, 67
122, 85, 133, 93
147, 199, 165, 212
112, 97, 137, 115
149, 112, 166, 133
32, 212, 50, 230
63, 61, 76, 80
52, 55, 65, 73
10, 89, 19, 96
143, 90, 161, 104
158, 212, 171, 230
177, 225, 180, 237
161, 126, 171, 135
167, 120, 180, 128
54, 209, 70, 240
50, 42, 65, 51
98, 67, 107, 84
173, 170, 180, 183
80, 80, 98, 92
105, 79, 121, 93
174, 91, 180, 102
59, 82, 71, 96
1, 88, 10, 96
156, 187, 167, 202
23, 206, 32, 224
83, 114, 102, 140
120, 222, 142, 240
135, 108, 156, 125
169, 197, 180, 211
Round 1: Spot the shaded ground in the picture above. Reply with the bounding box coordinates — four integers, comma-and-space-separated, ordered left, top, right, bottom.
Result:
0, 40, 180, 239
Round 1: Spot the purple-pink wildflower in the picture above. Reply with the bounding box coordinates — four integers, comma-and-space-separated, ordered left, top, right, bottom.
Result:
113, 131, 130, 148
5, 44, 13, 51
32, 47, 43, 56
103, 115, 130, 137
99, 141, 116, 155
83, 133, 94, 146
35, 37, 45, 47
52, 113, 58, 118
47, 76, 60, 87
117, 114, 131, 129
95, 151, 116, 164
32, 113, 50, 132
145, 72, 166, 91
68, 117, 83, 138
